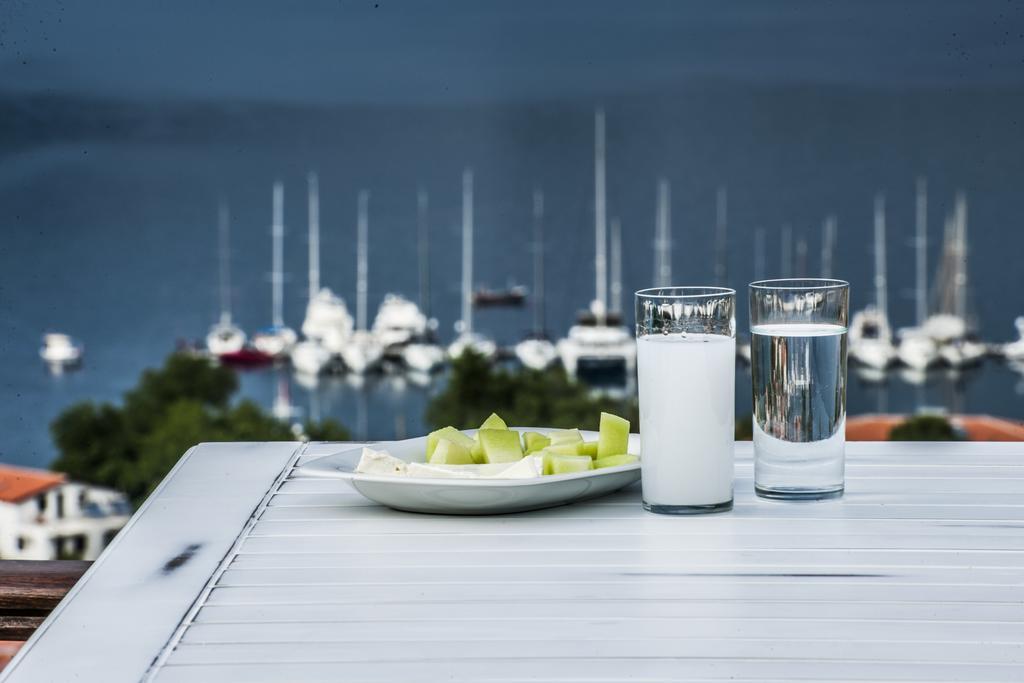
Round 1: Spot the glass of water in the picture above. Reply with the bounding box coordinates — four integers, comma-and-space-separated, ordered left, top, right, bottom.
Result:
749, 279, 849, 500
636, 287, 736, 514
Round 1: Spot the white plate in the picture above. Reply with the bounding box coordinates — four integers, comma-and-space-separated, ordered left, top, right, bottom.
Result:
297, 428, 640, 515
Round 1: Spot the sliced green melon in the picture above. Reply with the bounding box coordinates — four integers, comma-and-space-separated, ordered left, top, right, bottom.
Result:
429, 437, 475, 465
578, 441, 599, 458
426, 426, 476, 461
479, 413, 508, 431
594, 454, 639, 469
597, 412, 630, 458
478, 428, 523, 464
545, 453, 594, 475
547, 428, 583, 446
522, 432, 551, 454
545, 443, 583, 456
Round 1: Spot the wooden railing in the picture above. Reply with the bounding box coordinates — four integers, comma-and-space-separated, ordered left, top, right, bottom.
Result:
0, 561, 90, 640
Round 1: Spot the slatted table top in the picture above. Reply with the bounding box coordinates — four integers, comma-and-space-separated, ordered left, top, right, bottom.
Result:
4, 440, 1024, 682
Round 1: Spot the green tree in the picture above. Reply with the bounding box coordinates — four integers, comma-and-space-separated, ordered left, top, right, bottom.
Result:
426, 351, 638, 431
303, 418, 351, 442
890, 415, 962, 441
51, 353, 348, 507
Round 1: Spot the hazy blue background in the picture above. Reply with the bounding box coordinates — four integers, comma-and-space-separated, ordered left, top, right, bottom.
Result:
2, 1, 1023, 466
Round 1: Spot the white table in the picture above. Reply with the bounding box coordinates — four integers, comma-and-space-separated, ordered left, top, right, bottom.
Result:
3, 441, 1023, 682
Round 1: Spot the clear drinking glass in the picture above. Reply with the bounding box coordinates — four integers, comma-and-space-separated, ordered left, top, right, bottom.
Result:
635, 287, 736, 514
749, 279, 849, 500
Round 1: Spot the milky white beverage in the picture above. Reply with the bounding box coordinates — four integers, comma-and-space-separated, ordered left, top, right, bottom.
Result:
638, 334, 735, 510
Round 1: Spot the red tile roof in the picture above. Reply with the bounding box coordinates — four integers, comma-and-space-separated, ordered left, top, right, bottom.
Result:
847, 414, 1024, 441
0, 465, 66, 504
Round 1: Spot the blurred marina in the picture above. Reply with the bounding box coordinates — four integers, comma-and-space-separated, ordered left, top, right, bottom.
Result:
13, 89, 1024, 464
176, 111, 1024, 394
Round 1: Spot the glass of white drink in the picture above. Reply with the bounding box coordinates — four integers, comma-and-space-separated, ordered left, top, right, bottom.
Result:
635, 287, 736, 514
749, 279, 849, 500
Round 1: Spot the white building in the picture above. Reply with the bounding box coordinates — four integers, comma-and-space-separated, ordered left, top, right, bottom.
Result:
0, 465, 131, 561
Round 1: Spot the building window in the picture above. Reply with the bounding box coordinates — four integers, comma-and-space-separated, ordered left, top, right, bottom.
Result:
17, 536, 28, 551
37, 494, 47, 513
56, 492, 65, 519
54, 535, 88, 560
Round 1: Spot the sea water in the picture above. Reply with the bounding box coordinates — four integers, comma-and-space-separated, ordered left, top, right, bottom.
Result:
751, 323, 847, 498
638, 334, 735, 511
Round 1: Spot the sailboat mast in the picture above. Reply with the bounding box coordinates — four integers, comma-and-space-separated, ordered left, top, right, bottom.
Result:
753, 227, 766, 282
610, 217, 623, 316
914, 178, 928, 326
954, 191, 968, 322
780, 224, 792, 278
308, 172, 320, 298
417, 188, 430, 317
654, 179, 671, 287
714, 186, 727, 285
594, 109, 608, 322
796, 237, 808, 277
271, 181, 284, 329
873, 193, 888, 317
821, 214, 837, 278
532, 189, 545, 336
356, 190, 369, 331
461, 169, 474, 335
217, 201, 232, 325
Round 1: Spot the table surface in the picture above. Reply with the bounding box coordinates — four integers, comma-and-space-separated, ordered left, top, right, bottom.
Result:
3, 440, 1024, 682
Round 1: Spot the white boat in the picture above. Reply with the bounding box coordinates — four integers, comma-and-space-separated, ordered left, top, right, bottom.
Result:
896, 178, 940, 371
938, 338, 987, 368
341, 190, 384, 374
447, 168, 497, 361
557, 109, 636, 377
252, 182, 298, 358
291, 339, 333, 376
40, 333, 83, 366
340, 329, 384, 374
402, 342, 446, 373
373, 294, 428, 352
897, 328, 939, 370
849, 195, 896, 370
929, 193, 980, 368
516, 336, 557, 371
252, 326, 297, 358
399, 190, 445, 373
206, 321, 245, 356
1002, 317, 1024, 361
515, 189, 557, 370
557, 312, 636, 377
448, 330, 498, 361
302, 288, 353, 354
205, 202, 247, 357
289, 173, 333, 377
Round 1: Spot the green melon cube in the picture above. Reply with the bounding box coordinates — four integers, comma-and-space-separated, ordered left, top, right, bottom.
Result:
426, 426, 476, 461
479, 413, 508, 431
597, 412, 630, 458
546, 443, 583, 456
478, 428, 523, 464
522, 432, 551, 454
579, 441, 599, 458
545, 453, 594, 476
548, 428, 583, 446
594, 454, 639, 469
429, 437, 475, 465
